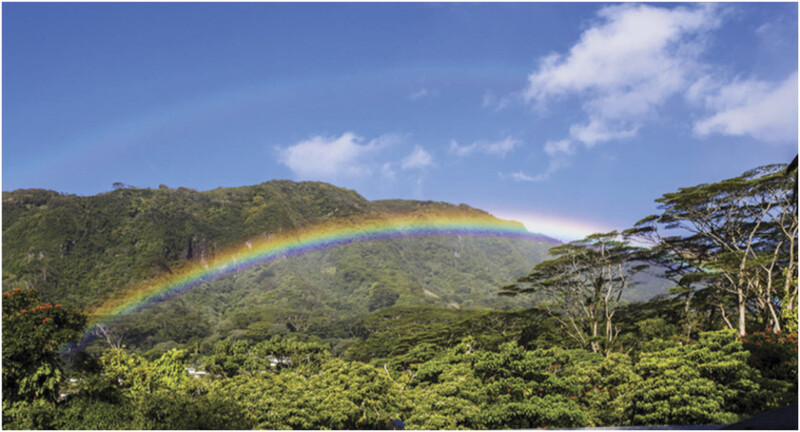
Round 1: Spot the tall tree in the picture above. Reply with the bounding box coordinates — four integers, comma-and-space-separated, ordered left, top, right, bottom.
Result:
501, 232, 647, 355
625, 217, 723, 338
634, 164, 797, 336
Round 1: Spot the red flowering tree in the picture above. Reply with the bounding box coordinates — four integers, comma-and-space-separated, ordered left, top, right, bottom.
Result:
2, 288, 85, 403
741, 331, 798, 405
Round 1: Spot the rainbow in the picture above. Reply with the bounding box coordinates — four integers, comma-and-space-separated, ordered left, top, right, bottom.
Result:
74, 214, 557, 346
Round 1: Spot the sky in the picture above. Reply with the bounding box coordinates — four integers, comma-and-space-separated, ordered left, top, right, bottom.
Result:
3, 2, 798, 241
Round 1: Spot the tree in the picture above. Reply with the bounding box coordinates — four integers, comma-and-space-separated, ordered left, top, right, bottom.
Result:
404, 337, 639, 429
203, 336, 332, 378
206, 353, 409, 429
625, 217, 723, 339
626, 330, 768, 425
2, 288, 85, 404
634, 165, 797, 336
501, 232, 647, 355
368, 284, 400, 312
61, 348, 249, 429
94, 323, 128, 349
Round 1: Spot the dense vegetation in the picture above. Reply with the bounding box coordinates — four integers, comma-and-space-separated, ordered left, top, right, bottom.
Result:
2, 163, 796, 429
3, 181, 562, 353
3, 181, 553, 311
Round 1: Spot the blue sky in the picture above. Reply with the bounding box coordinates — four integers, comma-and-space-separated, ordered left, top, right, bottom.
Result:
3, 2, 798, 241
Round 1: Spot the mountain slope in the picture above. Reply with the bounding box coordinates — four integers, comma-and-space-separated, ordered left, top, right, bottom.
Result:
3, 182, 376, 307
3, 182, 559, 351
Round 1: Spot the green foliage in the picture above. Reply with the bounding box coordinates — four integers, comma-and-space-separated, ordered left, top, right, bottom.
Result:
2, 182, 369, 308
203, 339, 252, 377
503, 232, 648, 354
3, 182, 556, 353
4, 328, 796, 430
50, 397, 136, 430
2, 399, 60, 430
343, 306, 552, 366
205, 349, 409, 429
2, 288, 85, 404
369, 284, 400, 311
627, 330, 767, 425
3, 164, 796, 429
100, 348, 188, 396
58, 348, 249, 429
203, 335, 332, 377
634, 164, 797, 336
403, 338, 639, 429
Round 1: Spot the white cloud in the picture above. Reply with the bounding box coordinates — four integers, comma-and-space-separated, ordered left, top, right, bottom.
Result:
543, 139, 576, 156
500, 171, 540, 182
525, 4, 718, 107
381, 162, 396, 180
450, 137, 521, 158
694, 72, 798, 143
401, 145, 434, 170
485, 137, 521, 156
509, 171, 536, 182
568, 119, 639, 147
482, 91, 517, 111
500, 158, 570, 183
449, 140, 478, 157
482, 92, 498, 108
278, 132, 394, 180
410, 88, 439, 101
524, 4, 721, 145
409, 88, 429, 100
755, 16, 793, 53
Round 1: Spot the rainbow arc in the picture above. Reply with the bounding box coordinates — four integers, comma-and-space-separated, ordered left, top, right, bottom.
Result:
73, 213, 556, 347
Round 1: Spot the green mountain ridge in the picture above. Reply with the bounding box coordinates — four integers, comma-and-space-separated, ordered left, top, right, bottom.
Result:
2, 183, 527, 300
2, 180, 669, 354
2, 181, 557, 350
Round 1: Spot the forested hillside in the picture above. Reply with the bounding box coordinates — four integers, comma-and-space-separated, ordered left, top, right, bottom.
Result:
2, 181, 565, 353
3, 181, 381, 308
2, 181, 555, 309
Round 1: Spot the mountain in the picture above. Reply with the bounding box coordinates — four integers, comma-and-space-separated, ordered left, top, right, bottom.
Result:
3, 181, 559, 352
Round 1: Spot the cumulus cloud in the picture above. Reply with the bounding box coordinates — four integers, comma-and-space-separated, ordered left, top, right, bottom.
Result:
401, 145, 434, 170
278, 132, 396, 180
513, 2, 796, 184
524, 3, 721, 145
693, 72, 798, 143
449, 137, 521, 158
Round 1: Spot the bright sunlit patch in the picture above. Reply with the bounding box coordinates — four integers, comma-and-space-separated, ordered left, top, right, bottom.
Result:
488, 209, 614, 242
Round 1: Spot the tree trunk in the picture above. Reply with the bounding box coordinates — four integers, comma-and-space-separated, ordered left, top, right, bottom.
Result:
684, 291, 693, 339
738, 289, 747, 337
768, 301, 782, 333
